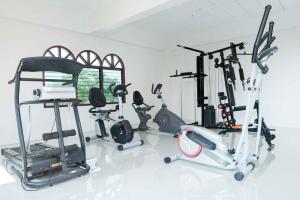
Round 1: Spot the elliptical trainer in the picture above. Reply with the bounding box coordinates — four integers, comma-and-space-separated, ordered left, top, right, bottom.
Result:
85, 83, 144, 151
164, 5, 277, 181
152, 83, 185, 134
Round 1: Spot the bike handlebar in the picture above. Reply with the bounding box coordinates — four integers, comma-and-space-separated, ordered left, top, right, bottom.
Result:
109, 83, 131, 97
151, 83, 162, 94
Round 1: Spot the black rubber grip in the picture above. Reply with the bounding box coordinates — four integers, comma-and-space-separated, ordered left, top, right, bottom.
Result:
42, 129, 76, 141
239, 68, 245, 81
252, 5, 272, 63
233, 106, 246, 111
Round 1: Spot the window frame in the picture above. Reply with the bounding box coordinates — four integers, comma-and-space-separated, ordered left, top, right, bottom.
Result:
75, 50, 102, 106
100, 54, 126, 104
42, 45, 125, 107
42, 45, 76, 108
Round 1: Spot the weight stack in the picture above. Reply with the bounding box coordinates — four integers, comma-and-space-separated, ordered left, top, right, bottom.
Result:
203, 105, 216, 127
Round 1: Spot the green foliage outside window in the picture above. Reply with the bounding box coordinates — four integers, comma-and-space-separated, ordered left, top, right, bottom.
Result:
103, 77, 119, 103
45, 69, 122, 105
77, 68, 99, 104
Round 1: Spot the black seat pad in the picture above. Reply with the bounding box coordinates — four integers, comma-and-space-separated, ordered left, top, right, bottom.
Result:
133, 91, 144, 106
89, 88, 106, 107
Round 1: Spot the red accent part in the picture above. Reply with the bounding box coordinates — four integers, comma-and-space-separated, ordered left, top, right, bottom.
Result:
178, 128, 202, 158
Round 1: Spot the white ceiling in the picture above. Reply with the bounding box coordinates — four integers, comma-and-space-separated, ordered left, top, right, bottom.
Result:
99, 0, 300, 50
1, 0, 300, 50
0, 0, 189, 33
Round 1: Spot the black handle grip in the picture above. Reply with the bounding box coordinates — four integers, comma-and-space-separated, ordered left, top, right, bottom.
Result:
151, 84, 155, 94
239, 68, 245, 81
252, 5, 272, 63
256, 46, 278, 75
8, 79, 15, 84
259, 46, 278, 61
267, 22, 274, 48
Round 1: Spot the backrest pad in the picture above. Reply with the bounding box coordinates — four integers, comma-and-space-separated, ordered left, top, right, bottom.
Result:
89, 88, 106, 107
133, 91, 144, 106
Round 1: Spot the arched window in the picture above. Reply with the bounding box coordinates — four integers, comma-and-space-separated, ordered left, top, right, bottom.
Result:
43, 45, 75, 60
43, 46, 75, 107
42, 46, 125, 106
76, 50, 102, 105
101, 54, 125, 103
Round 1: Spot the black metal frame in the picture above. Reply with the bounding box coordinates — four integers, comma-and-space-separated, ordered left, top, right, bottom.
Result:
5, 57, 90, 188
209, 42, 245, 128
176, 42, 246, 128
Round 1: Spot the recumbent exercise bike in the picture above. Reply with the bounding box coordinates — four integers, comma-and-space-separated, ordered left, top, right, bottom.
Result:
132, 91, 154, 131
85, 83, 144, 151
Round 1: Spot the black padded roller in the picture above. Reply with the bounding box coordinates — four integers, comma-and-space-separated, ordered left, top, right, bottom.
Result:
43, 129, 76, 141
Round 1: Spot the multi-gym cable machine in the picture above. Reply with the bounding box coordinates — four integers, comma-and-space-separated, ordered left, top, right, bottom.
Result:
174, 42, 246, 129
175, 42, 275, 137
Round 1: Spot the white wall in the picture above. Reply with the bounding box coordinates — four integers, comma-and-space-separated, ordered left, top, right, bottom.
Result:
164, 27, 300, 128
0, 17, 165, 146
1, 15, 299, 147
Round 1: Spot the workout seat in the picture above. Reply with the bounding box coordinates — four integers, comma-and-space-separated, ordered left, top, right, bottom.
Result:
133, 91, 153, 111
89, 87, 117, 114
132, 91, 154, 131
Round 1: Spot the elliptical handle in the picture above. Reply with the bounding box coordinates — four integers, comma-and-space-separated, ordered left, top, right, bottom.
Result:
267, 21, 275, 49
259, 46, 278, 61
252, 5, 272, 63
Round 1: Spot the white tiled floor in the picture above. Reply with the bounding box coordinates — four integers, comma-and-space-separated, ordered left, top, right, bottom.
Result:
0, 127, 299, 200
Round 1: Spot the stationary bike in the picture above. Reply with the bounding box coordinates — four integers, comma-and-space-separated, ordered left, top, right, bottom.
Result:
164, 5, 277, 181
132, 91, 154, 131
85, 83, 144, 151
152, 83, 185, 134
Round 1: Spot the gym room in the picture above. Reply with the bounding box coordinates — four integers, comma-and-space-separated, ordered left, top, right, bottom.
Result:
0, 0, 299, 199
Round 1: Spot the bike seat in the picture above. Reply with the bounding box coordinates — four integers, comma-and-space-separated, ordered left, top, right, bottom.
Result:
133, 91, 154, 111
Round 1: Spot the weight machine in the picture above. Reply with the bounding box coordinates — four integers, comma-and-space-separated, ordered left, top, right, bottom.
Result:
176, 42, 246, 130
164, 5, 277, 181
